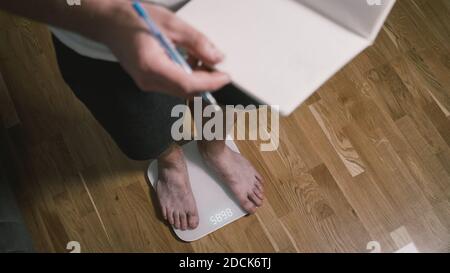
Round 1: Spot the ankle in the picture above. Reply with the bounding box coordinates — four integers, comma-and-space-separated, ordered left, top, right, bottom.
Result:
158, 144, 184, 167
198, 140, 227, 157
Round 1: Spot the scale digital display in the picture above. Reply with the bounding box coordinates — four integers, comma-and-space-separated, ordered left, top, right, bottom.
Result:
209, 208, 234, 226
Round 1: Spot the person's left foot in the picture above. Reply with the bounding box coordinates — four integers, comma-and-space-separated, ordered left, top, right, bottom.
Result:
198, 140, 264, 214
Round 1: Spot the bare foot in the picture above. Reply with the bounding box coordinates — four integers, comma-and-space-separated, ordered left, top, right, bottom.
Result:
198, 141, 264, 214
157, 145, 199, 230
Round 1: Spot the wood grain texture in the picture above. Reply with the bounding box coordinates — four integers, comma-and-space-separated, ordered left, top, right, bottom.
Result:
0, 0, 449, 253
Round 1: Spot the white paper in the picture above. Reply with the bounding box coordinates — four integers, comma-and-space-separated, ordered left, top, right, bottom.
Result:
177, 0, 395, 115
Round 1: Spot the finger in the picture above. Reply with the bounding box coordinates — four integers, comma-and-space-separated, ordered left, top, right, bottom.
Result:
187, 55, 200, 68
156, 58, 231, 94
137, 48, 230, 97
187, 70, 231, 93
168, 17, 224, 65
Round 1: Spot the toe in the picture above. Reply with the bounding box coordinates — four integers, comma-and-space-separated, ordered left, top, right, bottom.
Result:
254, 188, 264, 200
255, 181, 264, 193
255, 172, 264, 184
241, 198, 257, 214
162, 206, 168, 221
173, 211, 181, 230
167, 209, 175, 226
249, 192, 263, 207
187, 211, 199, 229
180, 213, 188, 231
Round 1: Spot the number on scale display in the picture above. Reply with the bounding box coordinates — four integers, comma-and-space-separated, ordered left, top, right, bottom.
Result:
210, 208, 233, 225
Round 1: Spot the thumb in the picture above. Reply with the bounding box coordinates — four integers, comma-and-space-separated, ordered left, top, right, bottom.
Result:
169, 17, 225, 65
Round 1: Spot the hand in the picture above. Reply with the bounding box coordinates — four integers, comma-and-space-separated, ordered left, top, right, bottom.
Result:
96, 2, 230, 98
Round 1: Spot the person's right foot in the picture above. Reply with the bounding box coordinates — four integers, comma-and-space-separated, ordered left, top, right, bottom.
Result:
156, 145, 199, 230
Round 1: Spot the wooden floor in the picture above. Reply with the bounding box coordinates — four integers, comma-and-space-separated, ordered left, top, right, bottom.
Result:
1, 0, 449, 253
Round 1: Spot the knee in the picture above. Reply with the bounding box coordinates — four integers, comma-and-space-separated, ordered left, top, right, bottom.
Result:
119, 143, 168, 161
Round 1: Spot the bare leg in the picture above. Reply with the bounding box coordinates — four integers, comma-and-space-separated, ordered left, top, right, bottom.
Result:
156, 143, 199, 230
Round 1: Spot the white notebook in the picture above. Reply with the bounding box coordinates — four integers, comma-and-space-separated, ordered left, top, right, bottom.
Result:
177, 0, 396, 115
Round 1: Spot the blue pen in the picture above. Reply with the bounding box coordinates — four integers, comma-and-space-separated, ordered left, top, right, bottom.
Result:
132, 1, 220, 109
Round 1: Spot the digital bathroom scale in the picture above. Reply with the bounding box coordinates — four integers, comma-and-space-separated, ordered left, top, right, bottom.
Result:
147, 138, 247, 242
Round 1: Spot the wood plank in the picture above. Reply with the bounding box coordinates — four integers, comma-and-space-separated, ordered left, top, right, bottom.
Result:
0, 0, 449, 252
